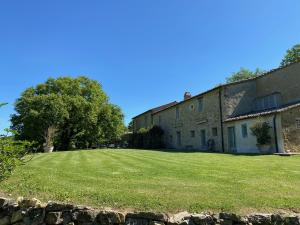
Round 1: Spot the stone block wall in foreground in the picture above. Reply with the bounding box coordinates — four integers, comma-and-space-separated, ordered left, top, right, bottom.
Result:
0, 197, 299, 225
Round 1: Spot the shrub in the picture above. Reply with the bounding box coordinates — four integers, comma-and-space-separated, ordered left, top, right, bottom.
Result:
0, 129, 32, 181
250, 122, 271, 145
132, 126, 164, 149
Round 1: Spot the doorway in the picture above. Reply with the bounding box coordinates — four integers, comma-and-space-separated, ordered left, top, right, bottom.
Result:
228, 126, 236, 152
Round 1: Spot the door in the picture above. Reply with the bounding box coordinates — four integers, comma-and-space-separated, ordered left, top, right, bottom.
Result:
200, 129, 206, 148
176, 131, 181, 147
228, 126, 236, 152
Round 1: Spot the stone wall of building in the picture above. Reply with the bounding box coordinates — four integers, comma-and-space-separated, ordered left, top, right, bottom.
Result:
281, 106, 300, 153
221, 81, 256, 119
152, 90, 222, 151
133, 112, 153, 132
255, 62, 300, 106
1, 197, 299, 225
131, 62, 300, 153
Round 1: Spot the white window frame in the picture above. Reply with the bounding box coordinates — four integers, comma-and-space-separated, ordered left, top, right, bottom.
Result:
241, 124, 248, 138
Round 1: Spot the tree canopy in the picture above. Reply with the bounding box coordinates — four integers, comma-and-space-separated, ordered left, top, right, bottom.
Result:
11, 77, 126, 151
280, 44, 300, 67
226, 68, 265, 83
127, 121, 133, 132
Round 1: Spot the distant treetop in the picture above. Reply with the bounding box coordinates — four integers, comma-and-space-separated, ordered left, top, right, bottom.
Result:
280, 44, 300, 67
226, 68, 266, 84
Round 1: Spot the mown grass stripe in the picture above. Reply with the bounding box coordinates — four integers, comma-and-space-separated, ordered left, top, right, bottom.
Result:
1, 149, 299, 213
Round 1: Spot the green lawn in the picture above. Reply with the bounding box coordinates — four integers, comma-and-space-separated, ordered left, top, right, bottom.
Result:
0, 149, 300, 213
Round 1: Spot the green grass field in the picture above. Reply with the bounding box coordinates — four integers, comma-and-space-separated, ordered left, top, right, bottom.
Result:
0, 149, 300, 213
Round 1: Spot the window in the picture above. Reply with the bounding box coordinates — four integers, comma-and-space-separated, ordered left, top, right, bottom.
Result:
169, 135, 173, 143
151, 116, 153, 125
176, 131, 182, 146
241, 124, 248, 138
158, 116, 162, 125
212, 127, 218, 136
144, 115, 148, 125
296, 119, 300, 129
254, 93, 281, 111
190, 104, 195, 111
176, 107, 180, 119
198, 97, 203, 112
190, 130, 195, 138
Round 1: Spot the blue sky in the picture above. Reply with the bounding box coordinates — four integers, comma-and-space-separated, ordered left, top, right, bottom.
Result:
0, 0, 300, 132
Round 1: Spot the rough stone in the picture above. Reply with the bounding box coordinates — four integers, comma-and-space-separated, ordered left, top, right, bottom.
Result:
45, 212, 63, 225
270, 214, 284, 225
46, 203, 74, 212
96, 211, 125, 225
190, 214, 215, 225
179, 220, 190, 225
126, 218, 149, 225
0, 198, 10, 208
19, 199, 42, 209
283, 215, 300, 225
248, 214, 272, 225
0, 216, 10, 225
219, 213, 248, 225
14, 222, 26, 225
168, 212, 191, 225
11, 210, 26, 224
76, 210, 98, 225
62, 211, 73, 225
127, 212, 169, 222
24, 208, 45, 225
150, 221, 165, 225
219, 219, 232, 225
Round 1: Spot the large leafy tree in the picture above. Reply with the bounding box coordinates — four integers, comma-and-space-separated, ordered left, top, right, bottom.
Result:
280, 44, 300, 67
226, 68, 265, 83
11, 77, 126, 151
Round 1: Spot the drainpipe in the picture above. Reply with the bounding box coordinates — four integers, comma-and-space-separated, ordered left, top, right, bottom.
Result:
273, 113, 279, 153
218, 88, 225, 153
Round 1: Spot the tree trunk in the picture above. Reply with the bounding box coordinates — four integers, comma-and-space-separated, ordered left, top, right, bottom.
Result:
43, 126, 57, 153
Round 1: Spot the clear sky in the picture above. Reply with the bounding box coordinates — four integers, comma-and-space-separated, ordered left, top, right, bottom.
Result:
0, 0, 300, 132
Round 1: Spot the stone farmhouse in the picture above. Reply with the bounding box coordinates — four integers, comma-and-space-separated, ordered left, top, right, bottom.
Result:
132, 61, 300, 153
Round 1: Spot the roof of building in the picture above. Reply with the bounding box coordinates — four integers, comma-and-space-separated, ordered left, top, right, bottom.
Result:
133, 60, 300, 119
224, 101, 300, 122
132, 101, 178, 119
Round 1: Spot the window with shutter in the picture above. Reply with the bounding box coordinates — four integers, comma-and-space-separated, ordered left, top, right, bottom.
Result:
254, 93, 281, 111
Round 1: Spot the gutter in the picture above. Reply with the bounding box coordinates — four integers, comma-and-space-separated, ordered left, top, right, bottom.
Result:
219, 88, 225, 153
273, 113, 279, 153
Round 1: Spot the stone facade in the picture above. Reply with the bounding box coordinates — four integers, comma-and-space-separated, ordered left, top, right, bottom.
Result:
281, 106, 300, 152
133, 111, 153, 132
255, 62, 300, 107
1, 197, 299, 225
152, 89, 222, 151
133, 61, 300, 153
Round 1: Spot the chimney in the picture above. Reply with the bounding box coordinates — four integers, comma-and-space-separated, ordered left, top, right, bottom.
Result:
184, 92, 192, 100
